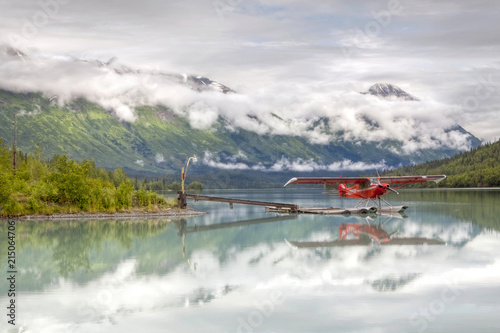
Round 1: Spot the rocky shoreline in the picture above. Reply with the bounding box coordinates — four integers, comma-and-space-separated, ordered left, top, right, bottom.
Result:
1, 208, 206, 220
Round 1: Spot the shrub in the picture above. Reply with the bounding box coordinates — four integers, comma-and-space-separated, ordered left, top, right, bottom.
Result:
116, 181, 134, 209
188, 181, 203, 191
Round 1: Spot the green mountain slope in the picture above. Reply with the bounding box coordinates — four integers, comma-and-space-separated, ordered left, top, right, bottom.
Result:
0, 89, 481, 179
386, 140, 500, 187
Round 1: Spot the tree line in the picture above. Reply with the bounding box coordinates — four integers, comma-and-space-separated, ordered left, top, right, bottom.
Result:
133, 177, 203, 193
384, 140, 500, 187
0, 140, 201, 217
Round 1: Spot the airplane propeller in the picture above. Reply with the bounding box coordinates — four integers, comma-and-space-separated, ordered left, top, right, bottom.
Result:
386, 185, 399, 195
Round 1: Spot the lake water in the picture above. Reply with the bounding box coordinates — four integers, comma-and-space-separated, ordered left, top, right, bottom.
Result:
1, 188, 500, 333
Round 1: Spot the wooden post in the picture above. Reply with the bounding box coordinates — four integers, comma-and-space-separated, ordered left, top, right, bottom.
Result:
177, 190, 187, 209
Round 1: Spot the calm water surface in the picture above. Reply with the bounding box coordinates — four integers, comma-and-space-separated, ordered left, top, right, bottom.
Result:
1, 188, 500, 333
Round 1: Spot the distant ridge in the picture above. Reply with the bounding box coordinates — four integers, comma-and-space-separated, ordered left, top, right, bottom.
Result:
385, 140, 500, 188
0, 44, 235, 95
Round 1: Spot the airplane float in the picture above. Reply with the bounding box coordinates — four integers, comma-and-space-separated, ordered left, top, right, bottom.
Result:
284, 175, 446, 212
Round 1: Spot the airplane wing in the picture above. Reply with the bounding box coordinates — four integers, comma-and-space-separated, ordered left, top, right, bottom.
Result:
284, 177, 370, 187
378, 175, 446, 186
284, 175, 446, 187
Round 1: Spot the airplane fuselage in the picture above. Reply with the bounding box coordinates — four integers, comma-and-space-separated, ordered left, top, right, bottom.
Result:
339, 182, 391, 199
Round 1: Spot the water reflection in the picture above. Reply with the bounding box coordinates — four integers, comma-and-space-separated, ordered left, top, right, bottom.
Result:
177, 215, 298, 260
287, 215, 446, 247
0, 219, 174, 302
0, 189, 499, 333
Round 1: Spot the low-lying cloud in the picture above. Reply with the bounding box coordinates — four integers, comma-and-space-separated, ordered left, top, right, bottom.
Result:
0, 47, 476, 157
202, 151, 388, 172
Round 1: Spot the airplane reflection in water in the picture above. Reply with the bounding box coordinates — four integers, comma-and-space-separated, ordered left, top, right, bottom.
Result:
174, 213, 445, 262
287, 216, 446, 248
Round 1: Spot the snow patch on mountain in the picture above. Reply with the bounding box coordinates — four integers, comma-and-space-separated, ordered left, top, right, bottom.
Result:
362, 83, 420, 101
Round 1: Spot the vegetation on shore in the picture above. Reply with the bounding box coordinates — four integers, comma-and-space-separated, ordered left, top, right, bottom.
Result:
133, 177, 203, 193
1, 135, 498, 217
0, 140, 202, 217
384, 140, 500, 187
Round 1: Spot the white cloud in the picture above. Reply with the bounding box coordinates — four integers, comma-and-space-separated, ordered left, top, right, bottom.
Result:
0, 47, 477, 153
187, 101, 219, 130
1, 0, 498, 147
201, 151, 266, 171
270, 157, 388, 172
18, 104, 41, 117
155, 153, 165, 163
201, 151, 388, 172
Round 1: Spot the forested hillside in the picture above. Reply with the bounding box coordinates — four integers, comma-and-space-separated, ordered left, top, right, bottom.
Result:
0, 140, 176, 217
0, 89, 480, 177
387, 140, 500, 187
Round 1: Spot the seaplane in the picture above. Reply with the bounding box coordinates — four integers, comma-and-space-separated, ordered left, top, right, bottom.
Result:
284, 174, 446, 213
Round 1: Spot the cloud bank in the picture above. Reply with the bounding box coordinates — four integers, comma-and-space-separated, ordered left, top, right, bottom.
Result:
1, 0, 499, 142
0, 47, 476, 156
202, 150, 388, 172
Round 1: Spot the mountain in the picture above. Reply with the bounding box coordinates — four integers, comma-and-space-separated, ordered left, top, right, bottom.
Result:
0, 47, 482, 183
361, 83, 420, 101
4, 46, 27, 59
0, 45, 234, 96
73, 59, 236, 95
187, 76, 235, 94
0, 89, 479, 181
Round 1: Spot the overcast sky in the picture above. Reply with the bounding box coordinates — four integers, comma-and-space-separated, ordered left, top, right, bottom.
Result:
1, 0, 500, 141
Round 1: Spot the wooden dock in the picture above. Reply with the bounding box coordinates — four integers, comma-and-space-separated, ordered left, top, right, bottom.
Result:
185, 193, 299, 210
183, 193, 407, 215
